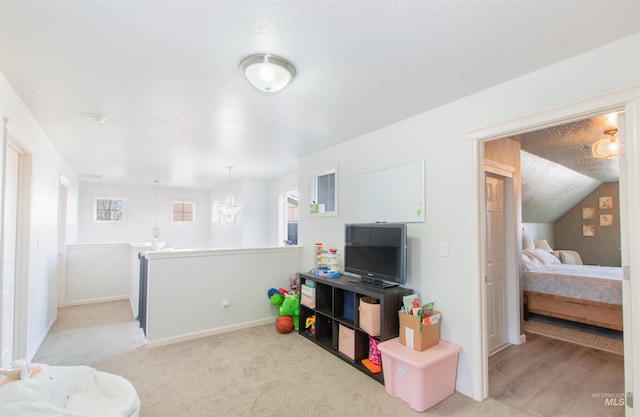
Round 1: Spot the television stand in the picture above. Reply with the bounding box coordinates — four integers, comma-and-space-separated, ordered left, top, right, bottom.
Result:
298, 273, 412, 384
348, 277, 398, 289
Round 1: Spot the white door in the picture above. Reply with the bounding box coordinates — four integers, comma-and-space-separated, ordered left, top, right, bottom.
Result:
486, 174, 508, 354
1, 144, 19, 368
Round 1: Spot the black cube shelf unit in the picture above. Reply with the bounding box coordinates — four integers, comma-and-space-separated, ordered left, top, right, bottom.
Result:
298, 272, 413, 384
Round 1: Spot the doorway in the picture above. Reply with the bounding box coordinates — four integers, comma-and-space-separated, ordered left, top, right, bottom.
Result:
1, 120, 33, 367
470, 90, 639, 405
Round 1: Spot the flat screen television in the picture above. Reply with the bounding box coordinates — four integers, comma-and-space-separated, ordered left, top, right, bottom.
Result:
344, 222, 407, 288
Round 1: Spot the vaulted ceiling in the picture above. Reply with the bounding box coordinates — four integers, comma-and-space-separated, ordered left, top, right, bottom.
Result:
1, 1, 639, 190
519, 113, 620, 223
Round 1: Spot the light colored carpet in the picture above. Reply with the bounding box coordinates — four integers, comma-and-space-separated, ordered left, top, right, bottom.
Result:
524, 315, 623, 355
33, 301, 531, 417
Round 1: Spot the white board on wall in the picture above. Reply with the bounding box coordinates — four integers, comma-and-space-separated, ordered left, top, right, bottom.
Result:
358, 160, 425, 223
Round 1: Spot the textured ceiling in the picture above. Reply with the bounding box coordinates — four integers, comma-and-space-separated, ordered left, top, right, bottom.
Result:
519, 113, 620, 223
1, 1, 639, 189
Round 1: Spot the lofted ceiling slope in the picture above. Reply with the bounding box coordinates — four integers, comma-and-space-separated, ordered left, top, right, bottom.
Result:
1, 1, 639, 190
519, 113, 620, 223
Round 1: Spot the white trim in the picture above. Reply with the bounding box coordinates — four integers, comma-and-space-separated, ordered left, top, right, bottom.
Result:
28, 313, 57, 362
2, 118, 33, 365
145, 245, 303, 259
144, 317, 275, 349
64, 294, 130, 307
468, 85, 640, 401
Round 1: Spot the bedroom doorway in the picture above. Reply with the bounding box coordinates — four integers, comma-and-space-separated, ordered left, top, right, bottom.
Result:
472, 93, 639, 408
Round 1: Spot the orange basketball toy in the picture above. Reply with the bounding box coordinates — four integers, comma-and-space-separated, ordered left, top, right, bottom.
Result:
276, 315, 294, 334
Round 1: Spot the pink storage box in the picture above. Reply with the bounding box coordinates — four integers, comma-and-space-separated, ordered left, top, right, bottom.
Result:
338, 324, 355, 359
377, 338, 461, 412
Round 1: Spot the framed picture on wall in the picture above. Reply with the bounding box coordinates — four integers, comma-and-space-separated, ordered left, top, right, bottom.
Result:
599, 196, 614, 209
600, 214, 614, 227
582, 224, 596, 237
582, 207, 595, 220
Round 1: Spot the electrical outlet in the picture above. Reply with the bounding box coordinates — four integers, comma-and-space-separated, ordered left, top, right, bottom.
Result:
221, 300, 230, 310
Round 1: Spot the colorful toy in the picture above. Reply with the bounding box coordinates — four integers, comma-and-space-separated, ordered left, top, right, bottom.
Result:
279, 293, 300, 332
305, 315, 316, 336
276, 315, 294, 334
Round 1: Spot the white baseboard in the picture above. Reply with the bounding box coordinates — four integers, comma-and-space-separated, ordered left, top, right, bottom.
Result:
64, 295, 130, 307
144, 317, 276, 349
28, 313, 58, 361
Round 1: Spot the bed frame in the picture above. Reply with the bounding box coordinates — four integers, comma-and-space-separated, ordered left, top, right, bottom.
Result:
524, 290, 623, 331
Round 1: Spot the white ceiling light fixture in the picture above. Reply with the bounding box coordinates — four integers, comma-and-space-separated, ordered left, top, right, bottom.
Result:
592, 128, 619, 159
219, 166, 243, 222
239, 53, 296, 94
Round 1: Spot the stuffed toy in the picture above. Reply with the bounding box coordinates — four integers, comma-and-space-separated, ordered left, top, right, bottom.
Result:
279, 293, 300, 332
267, 288, 285, 307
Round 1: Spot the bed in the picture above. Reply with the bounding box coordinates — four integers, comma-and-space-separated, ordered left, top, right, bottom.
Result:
522, 247, 623, 331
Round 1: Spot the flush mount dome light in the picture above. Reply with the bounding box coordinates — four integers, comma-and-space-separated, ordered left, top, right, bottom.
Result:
239, 53, 296, 94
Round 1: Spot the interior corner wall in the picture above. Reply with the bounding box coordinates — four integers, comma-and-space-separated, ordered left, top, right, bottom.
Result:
1, 71, 79, 359
522, 223, 556, 247
554, 182, 621, 266
297, 33, 640, 400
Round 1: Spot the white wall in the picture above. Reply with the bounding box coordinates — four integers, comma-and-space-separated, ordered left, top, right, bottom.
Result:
78, 182, 211, 249
65, 243, 132, 305
144, 247, 302, 346
298, 33, 640, 399
1, 72, 79, 360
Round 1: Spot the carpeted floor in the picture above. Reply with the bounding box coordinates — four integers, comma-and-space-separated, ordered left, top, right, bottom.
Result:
524, 313, 623, 355
33, 300, 534, 417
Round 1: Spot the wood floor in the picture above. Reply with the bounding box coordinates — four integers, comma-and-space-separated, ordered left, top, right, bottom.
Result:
489, 331, 625, 417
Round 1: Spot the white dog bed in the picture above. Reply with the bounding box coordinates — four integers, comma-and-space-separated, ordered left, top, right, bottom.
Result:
0, 364, 140, 417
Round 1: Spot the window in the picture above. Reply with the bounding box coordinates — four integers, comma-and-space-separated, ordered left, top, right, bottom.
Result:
310, 166, 338, 216
282, 191, 298, 245
93, 196, 124, 222
172, 200, 195, 223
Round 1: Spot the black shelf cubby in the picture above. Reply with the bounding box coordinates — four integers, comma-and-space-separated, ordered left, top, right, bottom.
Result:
298, 272, 412, 384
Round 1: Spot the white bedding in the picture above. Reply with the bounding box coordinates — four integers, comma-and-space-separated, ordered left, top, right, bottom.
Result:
523, 264, 622, 305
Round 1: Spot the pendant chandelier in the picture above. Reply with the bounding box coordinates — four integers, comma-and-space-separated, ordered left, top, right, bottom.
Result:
219, 166, 243, 222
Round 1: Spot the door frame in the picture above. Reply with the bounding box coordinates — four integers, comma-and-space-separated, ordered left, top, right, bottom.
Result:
468, 85, 640, 405
2, 118, 33, 362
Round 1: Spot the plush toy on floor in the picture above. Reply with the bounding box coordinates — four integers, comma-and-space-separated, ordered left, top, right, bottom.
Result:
279, 293, 300, 332
268, 288, 299, 333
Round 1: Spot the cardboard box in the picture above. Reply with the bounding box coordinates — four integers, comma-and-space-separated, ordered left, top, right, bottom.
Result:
338, 324, 355, 359
378, 338, 461, 412
398, 311, 440, 351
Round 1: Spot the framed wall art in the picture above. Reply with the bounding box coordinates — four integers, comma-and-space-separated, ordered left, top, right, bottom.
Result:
600, 214, 614, 227
581, 207, 595, 220
599, 196, 613, 209
582, 224, 596, 237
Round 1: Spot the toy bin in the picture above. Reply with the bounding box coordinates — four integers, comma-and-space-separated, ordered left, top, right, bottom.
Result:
358, 297, 380, 336
338, 324, 355, 360
377, 338, 461, 412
